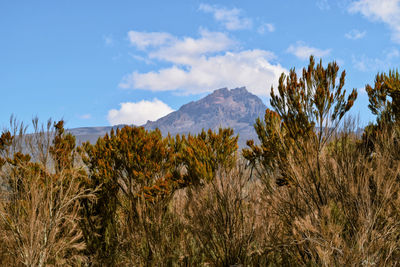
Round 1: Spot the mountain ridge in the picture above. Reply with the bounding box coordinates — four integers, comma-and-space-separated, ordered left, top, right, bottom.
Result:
69, 87, 266, 147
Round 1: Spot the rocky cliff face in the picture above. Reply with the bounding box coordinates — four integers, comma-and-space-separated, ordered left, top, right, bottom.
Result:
69, 87, 266, 147
143, 87, 266, 147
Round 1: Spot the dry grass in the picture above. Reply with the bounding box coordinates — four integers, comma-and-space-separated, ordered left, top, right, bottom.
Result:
0, 167, 95, 266
254, 122, 400, 266
116, 194, 184, 266
179, 164, 259, 266
0, 118, 95, 266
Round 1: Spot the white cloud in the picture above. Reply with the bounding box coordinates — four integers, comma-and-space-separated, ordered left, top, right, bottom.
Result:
127, 31, 175, 50
107, 99, 174, 126
121, 29, 287, 96
348, 0, 400, 43
129, 53, 153, 65
345, 29, 366, 40
257, 23, 275, 34
199, 4, 252, 30
149, 29, 236, 65
287, 42, 331, 60
121, 50, 285, 96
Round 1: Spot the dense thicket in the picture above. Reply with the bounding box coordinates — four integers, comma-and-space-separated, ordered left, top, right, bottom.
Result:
1, 57, 400, 266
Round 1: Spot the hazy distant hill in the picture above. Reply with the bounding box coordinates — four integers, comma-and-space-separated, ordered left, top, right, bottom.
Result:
69, 87, 266, 147
68, 125, 128, 145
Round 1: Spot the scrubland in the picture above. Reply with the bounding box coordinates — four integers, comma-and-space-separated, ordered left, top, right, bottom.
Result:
1, 57, 400, 266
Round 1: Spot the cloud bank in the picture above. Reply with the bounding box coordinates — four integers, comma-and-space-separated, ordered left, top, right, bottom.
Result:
121, 29, 287, 96
107, 99, 174, 126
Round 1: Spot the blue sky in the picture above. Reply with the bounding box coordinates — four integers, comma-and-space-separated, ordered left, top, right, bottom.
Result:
1, 0, 399, 129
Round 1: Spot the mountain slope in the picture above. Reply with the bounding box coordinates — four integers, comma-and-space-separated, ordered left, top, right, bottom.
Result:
68, 125, 127, 144
144, 87, 265, 146
69, 87, 266, 147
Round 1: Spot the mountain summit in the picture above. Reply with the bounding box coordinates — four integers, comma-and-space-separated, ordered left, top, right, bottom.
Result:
69, 87, 266, 147
144, 87, 266, 146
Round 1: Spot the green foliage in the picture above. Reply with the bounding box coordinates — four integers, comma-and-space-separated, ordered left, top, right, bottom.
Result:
0, 131, 13, 152
243, 109, 284, 182
363, 70, 400, 154
78, 132, 120, 264
181, 128, 238, 186
79, 126, 183, 264
271, 56, 357, 143
49, 120, 77, 172
76, 125, 238, 264
50, 121, 76, 170
243, 56, 357, 186
366, 70, 400, 124
83, 126, 182, 200
0, 131, 13, 168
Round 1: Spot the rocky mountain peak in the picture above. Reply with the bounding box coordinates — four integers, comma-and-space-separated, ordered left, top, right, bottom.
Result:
69, 87, 267, 147
144, 86, 266, 147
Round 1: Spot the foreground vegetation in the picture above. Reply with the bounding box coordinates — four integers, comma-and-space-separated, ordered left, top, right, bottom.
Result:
1, 56, 400, 266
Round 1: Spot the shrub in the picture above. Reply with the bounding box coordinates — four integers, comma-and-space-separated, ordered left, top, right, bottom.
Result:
0, 119, 94, 266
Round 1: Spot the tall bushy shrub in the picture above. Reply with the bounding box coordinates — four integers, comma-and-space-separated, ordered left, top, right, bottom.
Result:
181, 128, 238, 186
182, 164, 257, 266
0, 120, 94, 266
79, 125, 239, 264
363, 70, 400, 155
243, 55, 357, 189
79, 126, 183, 264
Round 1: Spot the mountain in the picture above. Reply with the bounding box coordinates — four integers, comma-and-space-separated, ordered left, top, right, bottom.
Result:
144, 87, 266, 147
67, 125, 127, 144
69, 87, 266, 147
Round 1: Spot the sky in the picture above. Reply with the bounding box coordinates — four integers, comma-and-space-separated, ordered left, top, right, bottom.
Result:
1, 0, 400, 130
